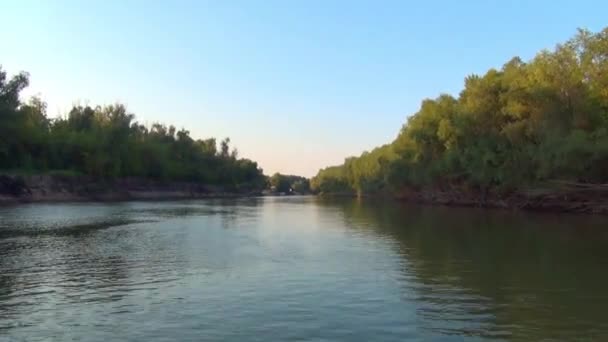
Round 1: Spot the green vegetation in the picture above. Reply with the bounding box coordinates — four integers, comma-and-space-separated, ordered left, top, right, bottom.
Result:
269, 173, 311, 194
0, 67, 266, 190
312, 28, 608, 198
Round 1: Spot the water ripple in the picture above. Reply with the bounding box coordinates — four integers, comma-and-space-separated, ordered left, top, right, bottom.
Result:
0, 199, 607, 341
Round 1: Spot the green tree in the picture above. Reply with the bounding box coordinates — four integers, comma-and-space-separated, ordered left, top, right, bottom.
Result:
312, 27, 608, 198
0, 66, 267, 190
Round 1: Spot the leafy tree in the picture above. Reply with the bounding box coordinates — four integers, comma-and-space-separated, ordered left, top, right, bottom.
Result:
0, 66, 267, 190
312, 27, 608, 197
269, 173, 311, 194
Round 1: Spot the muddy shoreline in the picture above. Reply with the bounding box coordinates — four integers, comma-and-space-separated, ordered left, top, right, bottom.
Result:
4, 174, 608, 215
391, 191, 608, 214
319, 185, 608, 215
0, 175, 261, 205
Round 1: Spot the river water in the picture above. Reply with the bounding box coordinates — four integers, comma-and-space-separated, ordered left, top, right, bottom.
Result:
1, 197, 607, 341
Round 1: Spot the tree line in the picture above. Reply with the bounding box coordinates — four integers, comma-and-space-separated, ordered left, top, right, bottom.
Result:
269, 173, 311, 194
312, 28, 608, 197
0, 67, 266, 190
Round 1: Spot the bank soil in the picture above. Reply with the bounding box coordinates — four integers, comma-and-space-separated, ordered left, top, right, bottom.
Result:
393, 182, 608, 214
0, 174, 259, 205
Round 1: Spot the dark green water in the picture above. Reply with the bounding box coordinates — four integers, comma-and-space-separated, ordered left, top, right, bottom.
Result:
1, 197, 608, 341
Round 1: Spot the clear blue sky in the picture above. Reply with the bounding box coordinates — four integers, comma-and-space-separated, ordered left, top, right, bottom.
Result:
1, 0, 606, 176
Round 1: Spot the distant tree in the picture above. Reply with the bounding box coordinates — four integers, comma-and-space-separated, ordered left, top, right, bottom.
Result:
292, 179, 310, 193
269, 173, 310, 194
270, 173, 292, 192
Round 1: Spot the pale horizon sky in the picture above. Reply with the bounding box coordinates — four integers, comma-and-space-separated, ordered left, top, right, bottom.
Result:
1, 0, 607, 177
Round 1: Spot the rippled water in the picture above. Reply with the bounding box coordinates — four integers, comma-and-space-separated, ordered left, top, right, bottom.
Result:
1, 197, 608, 341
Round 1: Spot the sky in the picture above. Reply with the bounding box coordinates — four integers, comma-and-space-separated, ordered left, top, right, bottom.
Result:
1, 0, 607, 177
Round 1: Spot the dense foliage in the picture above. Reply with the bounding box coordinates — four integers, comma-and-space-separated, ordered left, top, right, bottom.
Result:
269, 173, 311, 193
312, 28, 608, 196
0, 68, 266, 190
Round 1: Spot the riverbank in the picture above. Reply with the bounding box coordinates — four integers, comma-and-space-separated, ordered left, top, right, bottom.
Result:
320, 182, 608, 214
5, 174, 606, 215
395, 190, 608, 215
0, 174, 261, 205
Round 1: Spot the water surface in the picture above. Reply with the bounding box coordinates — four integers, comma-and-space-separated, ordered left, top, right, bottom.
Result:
1, 197, 607, 341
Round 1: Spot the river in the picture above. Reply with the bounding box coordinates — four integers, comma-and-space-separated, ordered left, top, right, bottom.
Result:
1, 197, 607, 341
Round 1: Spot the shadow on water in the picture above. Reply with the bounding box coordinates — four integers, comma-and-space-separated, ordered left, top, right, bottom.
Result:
315, 197, 608, 340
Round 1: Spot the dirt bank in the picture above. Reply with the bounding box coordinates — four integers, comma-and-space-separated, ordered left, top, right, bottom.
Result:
317, 182, 608, 215
392, 184, 608, 214
0, 174, 260, 205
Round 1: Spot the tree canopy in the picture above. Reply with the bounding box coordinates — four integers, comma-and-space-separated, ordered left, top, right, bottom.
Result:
0, 67, 266, 190
269, 173, 311, 194
312, 28, 608, 197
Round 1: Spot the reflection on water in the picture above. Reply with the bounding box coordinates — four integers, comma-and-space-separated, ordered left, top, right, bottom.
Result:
1, 197, 607, 341
319, 198, 608, 341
